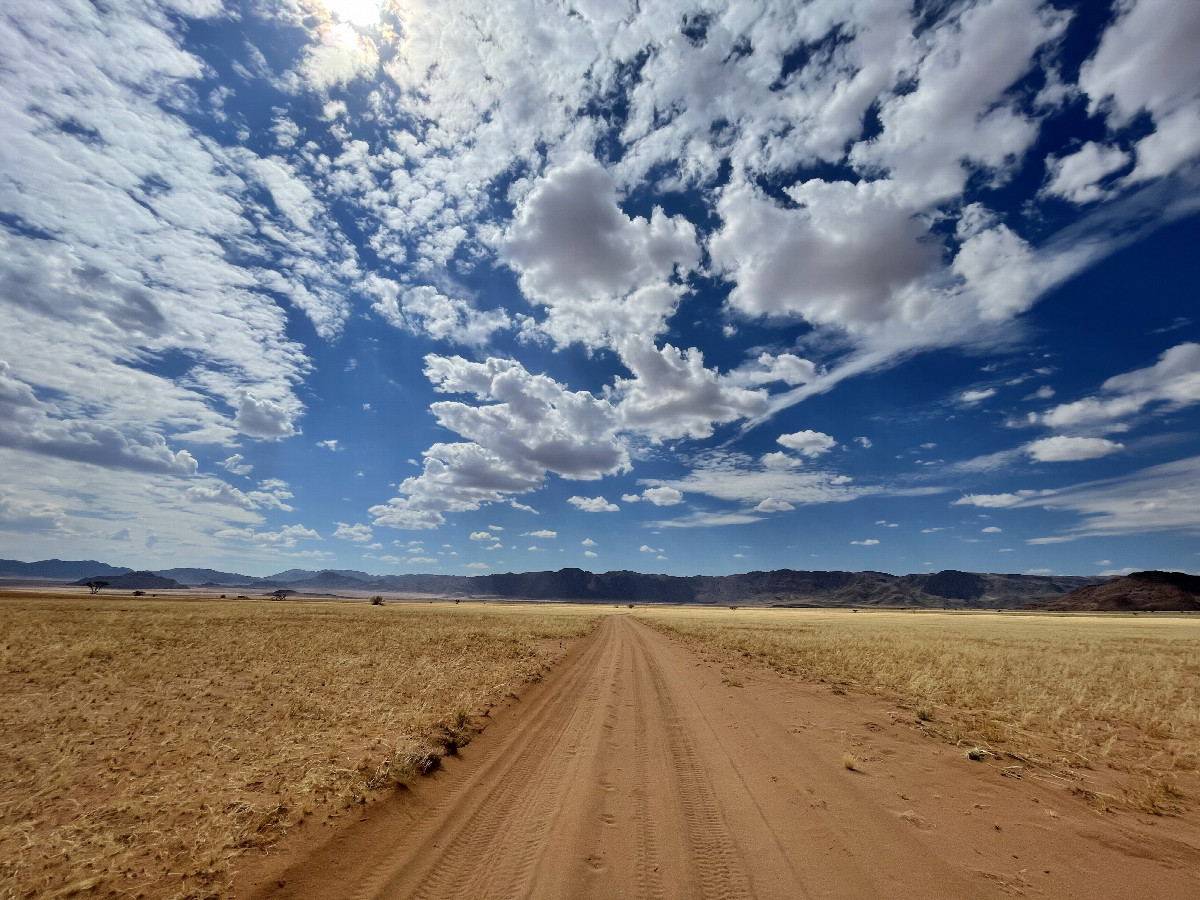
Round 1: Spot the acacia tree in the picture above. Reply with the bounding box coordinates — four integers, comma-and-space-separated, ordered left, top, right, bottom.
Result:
85, 580, 108, 594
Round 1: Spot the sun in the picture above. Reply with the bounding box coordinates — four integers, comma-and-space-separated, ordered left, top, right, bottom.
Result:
321, 0, 384, 28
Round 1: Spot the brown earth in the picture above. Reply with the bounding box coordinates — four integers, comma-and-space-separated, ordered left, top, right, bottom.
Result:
234, 615, 1200, 900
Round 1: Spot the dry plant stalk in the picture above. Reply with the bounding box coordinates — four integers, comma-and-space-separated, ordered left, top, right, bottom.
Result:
636, 607, 1200, 811
0, 595, 597, 900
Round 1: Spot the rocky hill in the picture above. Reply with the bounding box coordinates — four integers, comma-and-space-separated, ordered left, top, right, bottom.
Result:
72, 571, 185, 591
1030, 571, 1200, 612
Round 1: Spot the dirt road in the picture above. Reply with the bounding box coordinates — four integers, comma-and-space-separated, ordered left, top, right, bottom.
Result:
240, 615, 1200, 899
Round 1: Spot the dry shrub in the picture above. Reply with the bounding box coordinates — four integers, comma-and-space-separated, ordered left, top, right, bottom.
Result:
636, 607, 1200, 810
0, 595, 597, 899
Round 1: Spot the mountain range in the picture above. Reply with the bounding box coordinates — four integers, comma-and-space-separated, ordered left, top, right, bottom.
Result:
0, 557, 1108, 608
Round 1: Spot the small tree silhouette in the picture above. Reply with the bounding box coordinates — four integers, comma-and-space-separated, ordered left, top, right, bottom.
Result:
85, 580, 109, 594
270, 589, 294, 601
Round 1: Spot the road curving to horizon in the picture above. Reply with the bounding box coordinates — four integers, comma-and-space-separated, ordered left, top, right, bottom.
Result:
240, 614, 1200, 900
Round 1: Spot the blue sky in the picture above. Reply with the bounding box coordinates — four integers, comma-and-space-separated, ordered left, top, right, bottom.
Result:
1, 0, 1198, 578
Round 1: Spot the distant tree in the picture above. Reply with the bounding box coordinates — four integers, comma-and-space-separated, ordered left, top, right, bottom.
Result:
370, 595, 384, 605
85, 580, 108, 594
270, 589, 294, 601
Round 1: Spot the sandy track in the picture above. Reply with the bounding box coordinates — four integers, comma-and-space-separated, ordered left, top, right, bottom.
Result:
240, 616, 1200, 899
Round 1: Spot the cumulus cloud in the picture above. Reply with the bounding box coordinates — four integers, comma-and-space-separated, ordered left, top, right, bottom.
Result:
581, 538, 596, 546
754, 498, 794, 513
584, 550, 597, 558
215, 523, 321, 548
367, 278, 509, 346
612, 337, 767, 442
372, 356, 629, 530
851, 538, 880, 546
333, 522, 374, 542
640, 487, 684, 507
220, 454, 253, 476
568, 496, 620, 513
1025, 436, 1125, 462
1079, 0, 1200, 184
1043, 142, 1131, 204
777, 430, 836, 458
236, 395, 300, 441
503, 156, 700, 350
525, 529, 557, 538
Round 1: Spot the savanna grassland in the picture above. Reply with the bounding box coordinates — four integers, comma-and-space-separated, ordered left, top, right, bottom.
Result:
635, 607, 1200, 813
0, 593, 598, 900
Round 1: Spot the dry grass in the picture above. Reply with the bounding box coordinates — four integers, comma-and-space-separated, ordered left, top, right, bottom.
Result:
636, 607, 1200, 810
0, 593, 598, 900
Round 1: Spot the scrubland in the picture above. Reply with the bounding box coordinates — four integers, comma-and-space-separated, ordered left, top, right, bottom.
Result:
636, 607, 1200, 812
0, 594, 597, 900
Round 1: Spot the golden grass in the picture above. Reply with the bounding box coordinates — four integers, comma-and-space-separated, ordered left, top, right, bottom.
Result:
0, 594, 598, 900
635, 607, 1200, 811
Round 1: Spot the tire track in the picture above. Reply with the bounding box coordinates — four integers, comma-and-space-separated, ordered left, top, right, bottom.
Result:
636, 627, 754, 900
398, 622, 621, 900
336, 618, 619, 900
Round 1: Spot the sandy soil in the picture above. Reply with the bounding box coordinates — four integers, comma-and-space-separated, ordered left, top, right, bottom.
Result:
234, 615, 1200, 899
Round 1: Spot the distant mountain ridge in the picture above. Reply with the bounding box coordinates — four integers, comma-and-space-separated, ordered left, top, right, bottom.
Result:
1, 558, 1107, 608
0, 558, 133, 579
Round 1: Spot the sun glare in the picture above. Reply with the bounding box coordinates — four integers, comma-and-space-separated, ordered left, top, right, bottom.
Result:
321, 0, 384, 27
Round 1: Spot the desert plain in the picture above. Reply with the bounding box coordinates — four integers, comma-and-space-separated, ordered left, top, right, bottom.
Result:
2, 590, 1199, 899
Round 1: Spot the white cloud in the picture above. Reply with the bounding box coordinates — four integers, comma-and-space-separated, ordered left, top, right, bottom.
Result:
372, 356, 628, 529
1043, 142, 1131, 204
469, 531, 496, 541
584, 550, 597, 558
220, 454, 253, 476
711, 177, 940, 332
851, 538, 880, 546
1041, 343, 1200, 429
959, 388, 997, 405
981, 526, 1002, 534
366, 278, 509, 346
524, 529, 557, 538
236, 395, 300, 441
333, 522, 373, 542
777, 430, 835, 458
754, 498, 794, 513
294, 19, 380, 90
961, 455, 1200, 543
612, 337, 767, 442
855, 436, 872, 449
1025, 436, 1124, 462
568, 495, 619, 513
581, 538, 596, 546
1079, 0, 1200, 184
214, 523, 321, 549
640, 487, 683, 507
954, 490, 1056, 508
316, 439, 340, 451
466, 562, 489, 569
502, 156, 700, 350
639, 544, 661, 554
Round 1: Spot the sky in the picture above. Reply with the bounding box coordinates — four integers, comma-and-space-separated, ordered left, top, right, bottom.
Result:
1, 0, 1198, 579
